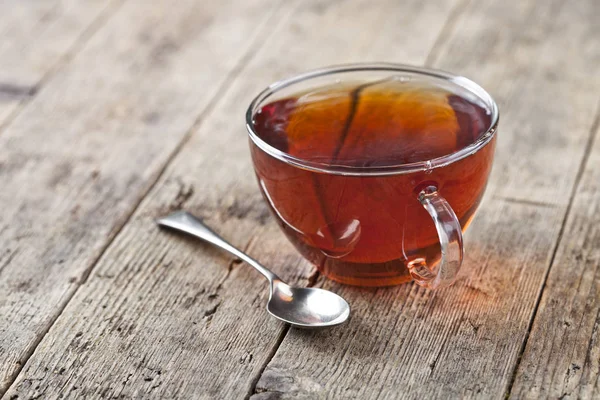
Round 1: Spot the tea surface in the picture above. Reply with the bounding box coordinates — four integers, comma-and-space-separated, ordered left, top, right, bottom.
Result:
253, 79, 491, 168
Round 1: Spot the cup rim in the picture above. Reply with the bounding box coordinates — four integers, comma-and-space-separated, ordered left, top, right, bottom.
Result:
245, 63, 499, 176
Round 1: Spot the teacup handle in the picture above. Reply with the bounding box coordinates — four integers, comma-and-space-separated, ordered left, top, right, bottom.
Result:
408, 186, 464, 289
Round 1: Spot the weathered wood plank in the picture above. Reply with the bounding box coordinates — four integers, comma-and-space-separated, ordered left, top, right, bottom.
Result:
509, 121, 600, 398
507, 3, 600, 396
2, 0, 462, 398
0, 0, 118, 126
0, 0, 287, 394
251, 0, 600, 398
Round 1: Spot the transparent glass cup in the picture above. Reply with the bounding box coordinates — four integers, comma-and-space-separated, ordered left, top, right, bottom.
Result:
246, 64, 499, 289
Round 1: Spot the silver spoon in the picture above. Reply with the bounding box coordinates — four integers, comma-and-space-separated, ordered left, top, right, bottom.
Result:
156, 211, 350, 328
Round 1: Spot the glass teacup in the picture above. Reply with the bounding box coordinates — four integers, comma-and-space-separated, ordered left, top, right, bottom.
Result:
246, 64, 498, 289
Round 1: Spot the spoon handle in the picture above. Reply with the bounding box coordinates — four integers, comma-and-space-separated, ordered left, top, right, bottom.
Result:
156, 211, 278, 282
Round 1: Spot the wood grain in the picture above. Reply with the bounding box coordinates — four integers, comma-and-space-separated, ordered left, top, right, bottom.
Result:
0, 0, 118, 126
2, 0, 463, 398
0, 0, 286, 394
252, 0, 600, 398
509, 120, 600, 398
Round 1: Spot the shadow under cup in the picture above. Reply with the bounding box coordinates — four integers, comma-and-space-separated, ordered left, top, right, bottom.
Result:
246, 64, 499, 289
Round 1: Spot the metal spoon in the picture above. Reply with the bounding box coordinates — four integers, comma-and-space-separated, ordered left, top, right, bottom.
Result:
156, 211, 350, 328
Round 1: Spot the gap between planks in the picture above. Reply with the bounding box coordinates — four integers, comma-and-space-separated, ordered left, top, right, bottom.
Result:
504, 97, 600, 398
0, 0, 125, 134
247, 325, 292, 400
0, 0, 288, 396
424, 0, 472, 67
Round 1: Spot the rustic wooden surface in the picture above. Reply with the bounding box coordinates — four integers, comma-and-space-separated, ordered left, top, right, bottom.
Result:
0, 0, 599, 399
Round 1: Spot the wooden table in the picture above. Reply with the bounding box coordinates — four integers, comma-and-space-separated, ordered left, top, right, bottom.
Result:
0, 0, 599, 398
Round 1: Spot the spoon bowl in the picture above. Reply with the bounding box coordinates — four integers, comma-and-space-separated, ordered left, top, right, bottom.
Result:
268, 281, 350, 328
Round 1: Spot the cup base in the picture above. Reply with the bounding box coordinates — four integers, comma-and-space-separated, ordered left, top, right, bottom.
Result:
312, 244, 443, 287
318, 269, 414, 287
